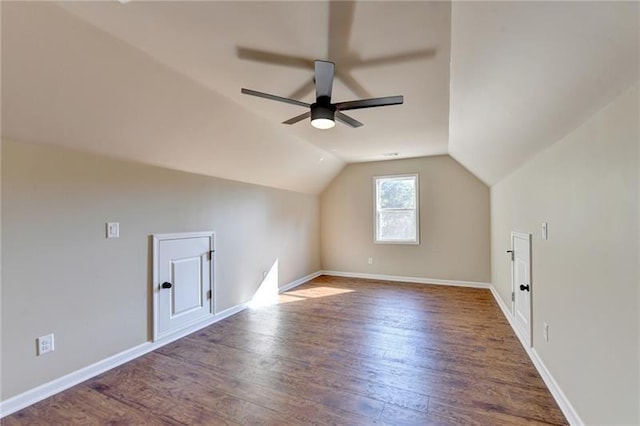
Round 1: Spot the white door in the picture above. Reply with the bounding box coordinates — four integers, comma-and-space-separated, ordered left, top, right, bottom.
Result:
153, 232, 214, 340
512, 232, 532, 346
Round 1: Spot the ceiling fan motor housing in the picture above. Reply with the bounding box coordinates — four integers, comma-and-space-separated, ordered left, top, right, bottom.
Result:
311, 96, 335, 121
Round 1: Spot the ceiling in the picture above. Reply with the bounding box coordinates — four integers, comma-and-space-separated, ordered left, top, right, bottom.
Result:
449, 1, 639, 185
1, 1, 638, 193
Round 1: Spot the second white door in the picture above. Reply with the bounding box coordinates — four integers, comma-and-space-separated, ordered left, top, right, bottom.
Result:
512, 232, 532, 346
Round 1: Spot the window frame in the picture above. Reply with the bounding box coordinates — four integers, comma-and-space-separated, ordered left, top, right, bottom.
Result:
373, 173, 420, 245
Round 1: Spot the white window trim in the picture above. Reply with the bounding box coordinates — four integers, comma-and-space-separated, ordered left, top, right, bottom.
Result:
373, 173, 420, 245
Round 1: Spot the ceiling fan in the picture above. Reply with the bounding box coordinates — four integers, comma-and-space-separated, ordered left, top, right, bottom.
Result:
241, 60, 403, 129
237, 2, 436, 101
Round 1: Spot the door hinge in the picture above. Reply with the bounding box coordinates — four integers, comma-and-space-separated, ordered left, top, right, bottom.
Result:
207, 290, 212, 300
511, 292, 515, 302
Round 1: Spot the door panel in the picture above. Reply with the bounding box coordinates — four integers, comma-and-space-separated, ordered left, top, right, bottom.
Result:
154, 233, 214, 340
171, 257, 203, 316
512, 232, 531, 346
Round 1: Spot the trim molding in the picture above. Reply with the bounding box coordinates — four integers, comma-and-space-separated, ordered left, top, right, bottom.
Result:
321, 270, 491, 289
0, 302, 247, 418
489, 286, 583, 426
278, 270, 322, 293
1, 271, 582, 425
1, 270, 320, 418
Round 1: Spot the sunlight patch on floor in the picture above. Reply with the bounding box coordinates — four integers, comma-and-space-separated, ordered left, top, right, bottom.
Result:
250, 265, 356, 308
285, 286, 355, 299
276, 294, 308, 304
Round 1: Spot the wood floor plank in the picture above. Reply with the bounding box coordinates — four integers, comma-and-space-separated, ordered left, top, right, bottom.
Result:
2, 276, 568, 425
158, 335, 387, 420
223, 308, 545, 389
161, 336, 431, 414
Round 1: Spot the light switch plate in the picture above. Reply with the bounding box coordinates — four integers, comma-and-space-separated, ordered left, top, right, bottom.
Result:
106, 222, 120, 238
541, 222, 548, 240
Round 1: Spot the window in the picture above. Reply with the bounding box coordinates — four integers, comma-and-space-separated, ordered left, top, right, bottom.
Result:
374, 174, 419, 244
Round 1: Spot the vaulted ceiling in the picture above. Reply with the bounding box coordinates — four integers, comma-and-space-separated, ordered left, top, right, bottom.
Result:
2, 1, 638, 193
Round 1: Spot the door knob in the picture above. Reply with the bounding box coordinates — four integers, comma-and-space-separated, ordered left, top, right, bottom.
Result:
161, 282, 172, 289
520, 284, 530, 292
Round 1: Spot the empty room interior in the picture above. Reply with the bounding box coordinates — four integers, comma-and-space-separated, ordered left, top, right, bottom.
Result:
1, 1, 639, 425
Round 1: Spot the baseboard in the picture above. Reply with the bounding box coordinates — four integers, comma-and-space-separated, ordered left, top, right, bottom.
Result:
0, 301, 248, 419
1, 272, 582, 424
321, 270, 491, 289
1, 270, 318, 418
278, 270, 322, 293
0, 341, 153, 419
529, 348, 583, 426
489, 286, 583, 426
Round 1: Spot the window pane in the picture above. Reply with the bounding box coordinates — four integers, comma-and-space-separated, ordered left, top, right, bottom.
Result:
378, 210, 416, 241
378, 178, 416, 209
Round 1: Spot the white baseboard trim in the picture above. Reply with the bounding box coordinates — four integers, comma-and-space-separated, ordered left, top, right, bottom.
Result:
1, 270, 319, 419
320, 270, 491, 289
489, 286, 583, 426
0, 302, 248, 419
0, 341, 152, 419
1, 271, 583, 425
529, 348, 583, 426
278, 270, 322, 293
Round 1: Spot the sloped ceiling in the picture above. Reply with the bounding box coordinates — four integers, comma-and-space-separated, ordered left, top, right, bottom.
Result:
2, 1, 638, 193
449, 1, 639, 185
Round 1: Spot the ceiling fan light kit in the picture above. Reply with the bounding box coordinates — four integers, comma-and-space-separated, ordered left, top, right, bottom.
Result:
310, 100, 336, 129
311, 118, 335, 130
241, 60, 403, 129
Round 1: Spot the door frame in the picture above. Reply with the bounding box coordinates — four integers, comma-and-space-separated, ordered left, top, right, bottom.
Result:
152, 231, 215, 341
511, 231, 532, 347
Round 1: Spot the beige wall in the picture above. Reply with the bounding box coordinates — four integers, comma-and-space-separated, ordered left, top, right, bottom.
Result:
1, 139, 321, 400
320, 156, 490, 283
491, 84, 639, 424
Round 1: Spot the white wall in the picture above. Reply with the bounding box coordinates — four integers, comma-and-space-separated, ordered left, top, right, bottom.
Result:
321, 155, 490, 283
1, 139, 321, 400
491, 84, 639, 424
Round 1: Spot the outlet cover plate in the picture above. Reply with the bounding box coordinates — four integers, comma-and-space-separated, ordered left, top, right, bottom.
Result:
37, 333, 55, 355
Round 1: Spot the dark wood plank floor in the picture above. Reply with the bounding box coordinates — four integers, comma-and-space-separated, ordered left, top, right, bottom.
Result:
3, 276, 567, 425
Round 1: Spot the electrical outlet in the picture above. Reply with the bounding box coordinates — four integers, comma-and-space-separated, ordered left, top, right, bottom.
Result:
367, 257, 373, 265
37, 333, 55, 355
543, 323, 549, 342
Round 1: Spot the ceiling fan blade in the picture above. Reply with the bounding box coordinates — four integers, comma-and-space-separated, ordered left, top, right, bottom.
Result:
328, 1, 356, 59
334, 95, 404, 111
282, 111, 311, 125
335, 69, 372, 99
241, 88, 310, 108
335, 111, 363, 128
288, 79, 316, 101
236, 46, 314, 70
315, 60, 335, 99
352, 48, 437, 68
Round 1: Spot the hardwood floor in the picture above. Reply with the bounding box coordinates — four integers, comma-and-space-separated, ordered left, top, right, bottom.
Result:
3, 276, 567, 425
